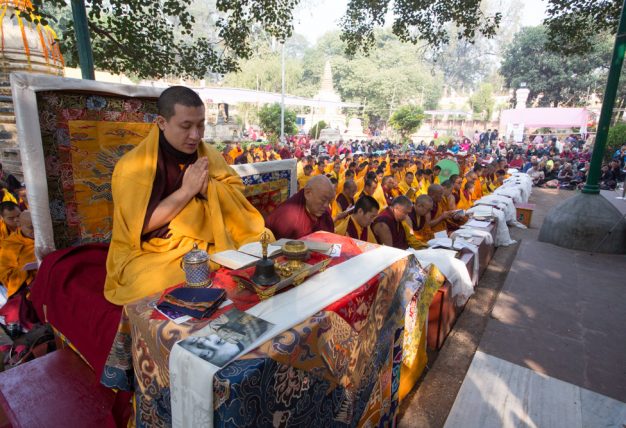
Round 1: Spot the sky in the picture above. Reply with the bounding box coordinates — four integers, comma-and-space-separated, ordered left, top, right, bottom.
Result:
294, 0, 548, 45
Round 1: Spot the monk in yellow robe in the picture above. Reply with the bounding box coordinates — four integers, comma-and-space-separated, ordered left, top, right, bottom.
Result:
426, 184, 453, 235
493, 169, 506, 189
398, 171, 417, 201
419, 169, 433, 195
334, 195, 379, 243
441, 179, 467, 230
372, 175, 397, 212
472, 165, 485, 200
17, 187, 28, 211
105, 87, 267, 305
298, 165, 314, 190
333, 179, 357, 221
313, 161, 326, 176
228, 144, 243, 162
336, 169, 355, 195
432, 165, 442, 184
458, 180, 475, 210
0, 210, 36, 297
407, 194, 434, 241
356, 176, 378, 201
0, 201, 20, 241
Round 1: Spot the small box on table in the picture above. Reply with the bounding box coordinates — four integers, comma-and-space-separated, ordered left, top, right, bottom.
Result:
515, 203, 536, 227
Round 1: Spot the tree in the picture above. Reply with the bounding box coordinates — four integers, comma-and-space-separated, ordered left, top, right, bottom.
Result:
389, 105, 424, 140
338, 0, 623, 58
469, 83, 495, 121
544, 0, 622, 55
607, 123, 626, 161
30, 0, 620, 80
30, 0, 298, 79
258, 103, 297, 138
339, 0, 502, 56
427, 0, 526, 90
500, 26, 611, 107
222, 30, 445, 129
299, 31, 444, 124
309, 121, 327, 139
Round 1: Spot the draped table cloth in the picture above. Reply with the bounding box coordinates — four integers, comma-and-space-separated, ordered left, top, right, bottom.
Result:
101, 232, 444, 427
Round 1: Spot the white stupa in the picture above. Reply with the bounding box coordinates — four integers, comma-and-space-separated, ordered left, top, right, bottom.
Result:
310, 61, 347, 135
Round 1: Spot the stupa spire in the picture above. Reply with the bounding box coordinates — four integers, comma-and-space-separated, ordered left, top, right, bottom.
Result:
321, 60, 334, 93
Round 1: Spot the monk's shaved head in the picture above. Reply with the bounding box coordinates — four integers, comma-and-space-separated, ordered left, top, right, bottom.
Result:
415, 194, 433, 216
19, 210, 34, 239
428, 184, 444, 202
382, 176, 394, 186
416, 194, 433, 206
343, 179, 357, 192
427, 184, 443, 196
304, 175, 335, 218
305, 175, 334, 193
390, 195, 413, 209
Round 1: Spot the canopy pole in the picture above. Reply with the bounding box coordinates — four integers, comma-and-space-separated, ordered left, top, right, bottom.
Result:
70, 0, 95, 80
581, 0, 626, 194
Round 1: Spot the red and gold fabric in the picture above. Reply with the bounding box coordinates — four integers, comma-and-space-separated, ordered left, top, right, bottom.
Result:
102, 232, 443, 427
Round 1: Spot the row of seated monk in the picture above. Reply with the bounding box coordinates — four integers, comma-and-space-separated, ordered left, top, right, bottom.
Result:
0, 87, 508, 322
0, 200, 35, 337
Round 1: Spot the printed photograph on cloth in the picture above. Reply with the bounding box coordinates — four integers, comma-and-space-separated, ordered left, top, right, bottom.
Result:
178, 308, 273, 367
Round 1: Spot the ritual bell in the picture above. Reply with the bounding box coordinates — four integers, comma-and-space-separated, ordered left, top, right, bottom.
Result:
181, 243, 212, 287
251, 232, 280, 286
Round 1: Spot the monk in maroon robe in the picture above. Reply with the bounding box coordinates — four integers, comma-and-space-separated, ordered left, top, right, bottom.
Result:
371, 196, 413, 249
266, 175, 335, 239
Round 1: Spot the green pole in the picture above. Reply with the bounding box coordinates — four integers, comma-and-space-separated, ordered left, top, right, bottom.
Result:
70, 0, 95, 80
581, 0, 626, 194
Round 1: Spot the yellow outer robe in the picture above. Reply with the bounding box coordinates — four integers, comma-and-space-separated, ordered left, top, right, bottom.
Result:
410, 214, 432, 242
397, 181, 417, 201
473, 177, 484, 200
334, 215, 378, 244
419, 179, 430, 196
298, 174, 312, 190
0, 230, 35, 297
1, 190, 16, 204
0, 220, 12, 241
457, 190, 473, 211
430, 200, 448, 234
296, 160, 305, 178
104, 126, 267, 305
228, 147, 242, 161
372, 185, 388, 212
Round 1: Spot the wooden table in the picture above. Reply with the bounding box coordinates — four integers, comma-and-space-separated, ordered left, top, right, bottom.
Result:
427, 221, 497, 350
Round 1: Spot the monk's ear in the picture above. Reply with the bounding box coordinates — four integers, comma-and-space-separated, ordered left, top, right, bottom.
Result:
156, 115, 167, 130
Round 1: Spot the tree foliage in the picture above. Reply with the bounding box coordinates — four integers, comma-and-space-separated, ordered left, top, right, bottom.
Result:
309, 121, 327, 139
544, 0, 622, 55
224, 31, 444, 125
258, 103, 297, 138
27, 0, 621, 83
607, 123, 626, 161
469, 83, 495, 120
339, 0, 502, 56
500, 26, 611, 107
30, 0, 297, 79
389, 105, 424, 138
